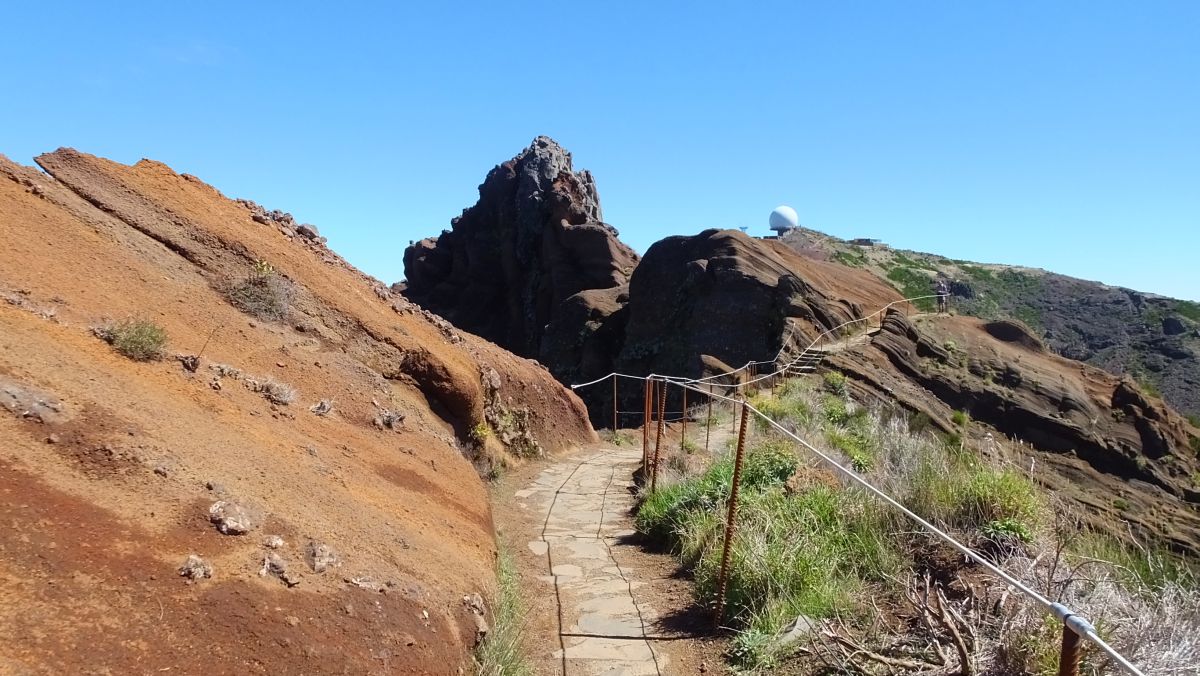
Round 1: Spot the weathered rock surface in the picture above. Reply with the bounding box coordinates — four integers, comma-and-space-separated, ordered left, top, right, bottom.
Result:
829, 311, 1200, 553
609, 229, 902, 412
403, 136, 639, 360
0, 147, 596, 674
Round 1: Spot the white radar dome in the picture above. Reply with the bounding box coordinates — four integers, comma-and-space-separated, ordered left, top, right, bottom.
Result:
769, 205, 799, 233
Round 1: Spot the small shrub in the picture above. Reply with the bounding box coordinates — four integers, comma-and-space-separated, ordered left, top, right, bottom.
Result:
96, 317, 168, 361
246, 377, 296, 405
227, 261, 293, 321
1113, 497, 1130, 511
470, 421, 491, 443
951, 409, 970, 427
822, 371, 847, 395
982, 517, 1033, 544
944, 340, 958, 352
742, 440, 798, 488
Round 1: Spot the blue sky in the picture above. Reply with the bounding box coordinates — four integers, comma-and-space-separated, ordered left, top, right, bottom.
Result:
3, 2, 1197, 299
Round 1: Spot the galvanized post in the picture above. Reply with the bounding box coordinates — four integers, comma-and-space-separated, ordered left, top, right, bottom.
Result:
713, 401, 750, 626
651, 380, 667, 492
1058, 623, 1082, 676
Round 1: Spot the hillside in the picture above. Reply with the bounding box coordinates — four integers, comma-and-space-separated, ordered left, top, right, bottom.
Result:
0, 149, 595, 673
779, 227, 1200, 420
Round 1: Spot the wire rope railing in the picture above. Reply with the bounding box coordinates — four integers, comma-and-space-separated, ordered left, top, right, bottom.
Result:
570, 291, 1145, 676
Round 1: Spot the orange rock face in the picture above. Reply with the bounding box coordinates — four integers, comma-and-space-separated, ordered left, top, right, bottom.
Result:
0, 149, 595, 673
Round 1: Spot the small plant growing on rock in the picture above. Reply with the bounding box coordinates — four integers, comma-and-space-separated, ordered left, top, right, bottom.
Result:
469, 421, 491, 443
227, 259, 294, 321
951, 409, 970, 427
95, 317, 168, 361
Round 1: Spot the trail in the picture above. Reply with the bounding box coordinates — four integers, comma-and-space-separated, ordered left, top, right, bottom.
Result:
494, 430, 733, 675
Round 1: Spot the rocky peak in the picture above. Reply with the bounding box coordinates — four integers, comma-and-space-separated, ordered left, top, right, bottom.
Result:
403, 137, 638, 358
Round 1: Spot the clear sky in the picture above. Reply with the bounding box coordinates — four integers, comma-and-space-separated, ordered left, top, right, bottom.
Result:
3, 2, 1197, 299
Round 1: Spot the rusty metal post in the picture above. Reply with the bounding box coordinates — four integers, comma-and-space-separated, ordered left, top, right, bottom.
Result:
651, 380, 667, 492
612, 376, 618, 432
713, 401, 750, 626
679, 386, 688, 452
1058, 624, 1082, 676
705, 394, 713, 453
642, 379, 651, 468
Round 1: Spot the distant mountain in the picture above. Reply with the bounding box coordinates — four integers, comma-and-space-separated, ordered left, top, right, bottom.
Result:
779, 228, 1200, 420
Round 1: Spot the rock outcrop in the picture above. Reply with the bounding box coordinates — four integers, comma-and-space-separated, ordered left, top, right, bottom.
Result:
828, 311, 1200, 553
607, 229, 903, 414
0, 148, 595, 673
403, 136, 639, 360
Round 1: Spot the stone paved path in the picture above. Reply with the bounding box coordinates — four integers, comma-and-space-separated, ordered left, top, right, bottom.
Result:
514, 446, 667, 676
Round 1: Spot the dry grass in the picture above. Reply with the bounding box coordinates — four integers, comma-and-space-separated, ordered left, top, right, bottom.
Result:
637, 378, 1196, 673
94, 317, 168, 361
473, 544, 532, 675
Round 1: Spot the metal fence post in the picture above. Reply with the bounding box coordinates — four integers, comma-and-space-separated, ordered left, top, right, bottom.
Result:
705, 393, 713, 453
1058, 623, 1082, 676
612, 376, 618, 432
651, 380, 667, 491
714, 400, 750, 626
679, 386, 688, 452
642, 379, 651, 468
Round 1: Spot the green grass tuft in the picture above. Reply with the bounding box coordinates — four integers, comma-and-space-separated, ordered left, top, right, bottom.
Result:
474, 544, 532, 675
97, 317, 168, 361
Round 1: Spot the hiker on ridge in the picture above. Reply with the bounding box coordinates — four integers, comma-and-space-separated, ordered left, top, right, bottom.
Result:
935, 278, 950, 314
